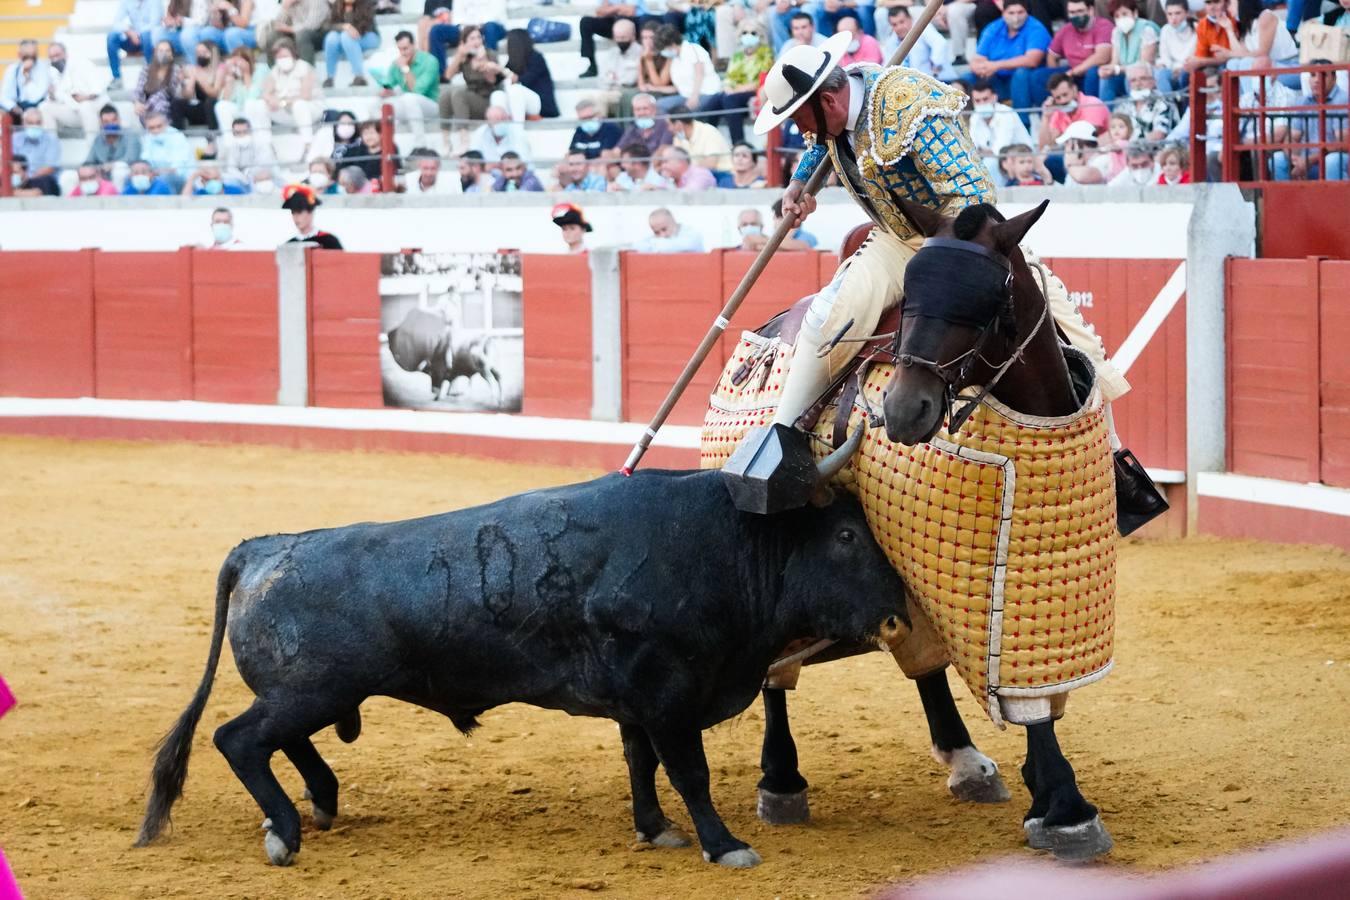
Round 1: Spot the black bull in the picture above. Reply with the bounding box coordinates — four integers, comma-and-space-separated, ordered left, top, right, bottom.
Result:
386, 308, 502, 404
135, 470, 909, 868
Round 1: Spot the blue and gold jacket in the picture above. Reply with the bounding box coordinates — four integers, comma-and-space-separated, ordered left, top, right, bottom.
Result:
792, 64, 996, 241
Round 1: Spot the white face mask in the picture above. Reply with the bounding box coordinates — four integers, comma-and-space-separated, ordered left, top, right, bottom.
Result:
79, 179, 99, 194
1129, 88, 1151, 101
739, 33, 760, 50
234, 134, 252, 147
253, 179, 275, 195
275, 56, 295, 73
739, 223, 762, 236
847, 38, 860, 53
309, 172, 330, 189
1116, 15, 1136, 34
1130, 166, 1153, 184
974, 101, 998, 114
335, 122, 356, 140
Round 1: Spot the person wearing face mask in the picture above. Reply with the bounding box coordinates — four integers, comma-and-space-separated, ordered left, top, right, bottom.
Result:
965, 78, 1033, 181
2, 40, 53, 125
69, 163, 118, 197
315, 111, 364, 166
256, 39, 323, 154
250, 166, 279, 194
41, 42, 107, 138
171, 41, 226, 130
220, 116, 276, 188
617, 92, 674, 156
85, 106, 143, 188
122, 159, 176, 194
568, 99, 623, 159
469, 105, 530, 162
552, 202, 593, 254
1045, 0, 1114, 99
652, 24, 720, 114
205, 207, 243, 248
579, 1, 666, 80
10, 108, 61, 181
1156, 0, 1195, 94
261, 0, 331, 66
1096, 0, 1160, 104
305, 158, 340, 193
968, 0, 1052, 118
184, 162, 248, 195
9, 155, 59, 197
1115, 63, 1176, 141
596, 18, 643, 116
1106, 142, 1159, 185
836, 15, 883, 65
282, 183, 343, 248
133, 39, 185, 126
735, 207, 793, 251
105, 0, 161, 92
1037, 71, 1109, 154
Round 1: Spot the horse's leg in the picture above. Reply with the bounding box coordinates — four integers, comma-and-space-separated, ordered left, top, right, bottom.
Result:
757, 686, 810, 825
1020, 716, 1113, 861
915, 669, 1010, 803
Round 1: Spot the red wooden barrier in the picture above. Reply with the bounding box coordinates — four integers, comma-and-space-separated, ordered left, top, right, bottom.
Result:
1318, 260, 1350, 488
0, 251, 96, 398
191, 250, 278, 404
92, 249, 194, 400
309, 250, 382, 408
718, 249, 832, 362
1226, 257, 1321, 483
521, 253, 592, 419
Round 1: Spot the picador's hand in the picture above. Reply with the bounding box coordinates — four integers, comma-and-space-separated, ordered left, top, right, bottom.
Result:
780, 182, 816, 228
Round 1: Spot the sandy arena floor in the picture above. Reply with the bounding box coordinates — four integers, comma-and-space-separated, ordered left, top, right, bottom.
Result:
1, 436, 1349, 899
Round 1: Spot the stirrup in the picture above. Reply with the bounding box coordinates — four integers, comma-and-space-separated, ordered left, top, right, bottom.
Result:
722, 424, 819, 515
1113, 448, 1168, 536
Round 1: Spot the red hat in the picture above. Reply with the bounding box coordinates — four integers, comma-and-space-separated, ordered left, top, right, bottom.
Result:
551, 202, 592, 232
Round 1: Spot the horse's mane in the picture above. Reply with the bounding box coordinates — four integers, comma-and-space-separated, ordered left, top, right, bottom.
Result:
952, 204, 1005, 241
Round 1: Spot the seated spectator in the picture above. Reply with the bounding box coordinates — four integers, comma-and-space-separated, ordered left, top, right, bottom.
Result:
1097, 0, 1160, 103
248, 160, 278, 194
1212, 0, 1299, 86
654, 24, 720, 113
669, 103, 733, 172
1058, 119, 1115, 183
1323, 0, 1350, 30
555, 150, 608, 191
9, 154, 59, 196
569, 99, 624, 159
999, 142, 1054, 185
458, 150, 493, 192
1038, 71, 1109, 149
1187, 0, 1232, 72
442, 25, 508, 150
881, 5, 953, 79
837, 14, 884, 64
378, 31, 441, 140
1156, 146, 1190, 183
181, 0, 248, 53
491, 151, 544, 191
214, 47, 269, 134
729, 141, 767, 187
69, 163, 119, 197
406, 146, 460, 194
259, 0, 330, 64
184, 162, 248, 194
767, 3, 814, 53
86, 105, 142, 184
503, 29, 558, 119
134, 40, 185, 126
306, 109, 362, 165
305, 157, 340, 193
713, 0, 758, 60
969, 0, 1051, 114
618, 93, 674, 156
106, 2, 160, 91
123, 158, 176, 194
256, 39, 323, 153
818, 0, 878, 38
657, 144, 717, 190
1115, 64, 1177, 141
596, 17, 642, 117
351, 117, 391, 179
696, 19, 771, 144
1157, 0, 1196, 93
637, 21, 679, 107
219, 115, 276, 187
1046, 0, 1113, 99
172, 42, 226, 131
422, 1, 507, 78
206, 207, 242, 248
142, 111, 195, 189
223, 0, 262, 53
153, 0, 203, 56
470, 105, 529, 161
1107, 141, 1159, 185
782, 12, 827, 53
338, 163, 377, 193
322, 0, 379, 88
1097, 112, 1135, 174
1273, 64, 1348, 181
12, 108, 61, 181
633, 207, 704, 253
735, 207, 766, 249
967, 78, 1034, 179
42, 42, 106, 138
739, 198, 819, 250
610, 140, 667, 190
579, 2, 657, 79
552, 202, 592, 255
941, 0, 986, 65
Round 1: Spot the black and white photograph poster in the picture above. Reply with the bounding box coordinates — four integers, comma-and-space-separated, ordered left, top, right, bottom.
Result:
379, 252, 524, 413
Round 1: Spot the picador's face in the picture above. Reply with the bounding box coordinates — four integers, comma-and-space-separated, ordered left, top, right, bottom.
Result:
789, 83, 849, 143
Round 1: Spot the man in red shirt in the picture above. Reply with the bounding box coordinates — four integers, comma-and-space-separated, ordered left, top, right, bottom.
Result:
1047, 0, 1115, 96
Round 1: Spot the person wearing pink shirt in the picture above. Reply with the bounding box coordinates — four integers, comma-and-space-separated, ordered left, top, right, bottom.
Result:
1046, 0, 1114, 97
69, 163, 119, 196
1038, 71, 1109, 148
836, 14, 883, 65
656, 145, 716, 190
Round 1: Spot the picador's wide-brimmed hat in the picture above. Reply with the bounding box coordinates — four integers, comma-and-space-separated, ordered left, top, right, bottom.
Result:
281, 183, 321, 212
551, 202, 593, 232
753, 31, 852, 136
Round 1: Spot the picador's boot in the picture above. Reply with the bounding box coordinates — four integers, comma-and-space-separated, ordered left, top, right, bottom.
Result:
1113, 448, 1169, 536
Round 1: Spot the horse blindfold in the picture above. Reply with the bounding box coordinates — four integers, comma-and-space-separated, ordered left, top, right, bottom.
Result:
901, 243, 1011, 329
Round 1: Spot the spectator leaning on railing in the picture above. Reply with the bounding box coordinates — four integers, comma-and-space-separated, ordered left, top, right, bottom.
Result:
43, 42, 106, 138
569, 99, 624, 158
107, 0, 161, 91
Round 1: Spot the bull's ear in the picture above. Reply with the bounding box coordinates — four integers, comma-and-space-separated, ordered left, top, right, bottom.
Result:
895, 196, 948, 239
991, 199, 1049, 254
808, 484, 836, 508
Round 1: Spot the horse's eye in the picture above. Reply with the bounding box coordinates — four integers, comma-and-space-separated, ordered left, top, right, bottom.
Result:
839, 528, 856, 544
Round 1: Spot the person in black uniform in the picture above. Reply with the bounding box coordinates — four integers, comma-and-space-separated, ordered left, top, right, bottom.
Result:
281, 184, 344, 249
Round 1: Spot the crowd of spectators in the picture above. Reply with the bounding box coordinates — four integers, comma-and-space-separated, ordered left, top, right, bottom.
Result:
2, 0, 1347, 201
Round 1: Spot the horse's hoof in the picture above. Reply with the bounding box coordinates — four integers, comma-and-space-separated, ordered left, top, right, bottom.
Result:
757, 787, 809, 825
303, 789, 335, 830
263, 830, 296, 867
949, 771, 1012, 803
1024, 815, 1114, 861
705, 847, 762, 868
650, 827, 692, 849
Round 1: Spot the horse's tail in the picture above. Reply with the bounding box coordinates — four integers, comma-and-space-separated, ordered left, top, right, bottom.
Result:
134, 549, 241, 847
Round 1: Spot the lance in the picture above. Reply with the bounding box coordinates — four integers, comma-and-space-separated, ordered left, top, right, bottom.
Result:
619, 0, 948, 475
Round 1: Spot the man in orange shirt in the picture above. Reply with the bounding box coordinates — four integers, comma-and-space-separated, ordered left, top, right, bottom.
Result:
1187, 0, 1232, 71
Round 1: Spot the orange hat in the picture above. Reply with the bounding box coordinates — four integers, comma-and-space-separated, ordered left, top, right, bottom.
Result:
281, 183, 321, 211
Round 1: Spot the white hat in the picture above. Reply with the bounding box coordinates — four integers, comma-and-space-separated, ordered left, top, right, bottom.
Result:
752, 31, 853, 136
1055, 119, 1100, 146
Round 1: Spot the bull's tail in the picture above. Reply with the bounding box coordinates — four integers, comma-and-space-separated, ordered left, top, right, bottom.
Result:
134, 549, 241, 847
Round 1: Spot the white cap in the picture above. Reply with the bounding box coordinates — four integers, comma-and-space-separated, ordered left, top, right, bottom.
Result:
752, 32, 853, 136
1055, 119, 1100, 146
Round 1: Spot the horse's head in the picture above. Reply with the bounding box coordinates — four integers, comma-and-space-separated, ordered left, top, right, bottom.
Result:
882, 198, 1050, 446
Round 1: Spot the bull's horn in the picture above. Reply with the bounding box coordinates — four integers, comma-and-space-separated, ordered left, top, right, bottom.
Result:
815, 421, 864, 483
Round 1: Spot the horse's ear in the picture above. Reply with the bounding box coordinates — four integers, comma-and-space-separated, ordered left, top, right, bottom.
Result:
895, 196, 947, 238
991, 199, 1050, 254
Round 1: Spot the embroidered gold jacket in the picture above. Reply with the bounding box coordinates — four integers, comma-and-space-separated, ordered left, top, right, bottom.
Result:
791, 64, 996, 241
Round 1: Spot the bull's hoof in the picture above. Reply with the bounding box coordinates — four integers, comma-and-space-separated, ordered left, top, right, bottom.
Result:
648, 827, 692, 849
949, 771, 1012, 804
704, 847, 762, 869
263, 830, 296, 867
1024, 815, 1114, 862
303, 789, 336, 830
757, 788, 809, 825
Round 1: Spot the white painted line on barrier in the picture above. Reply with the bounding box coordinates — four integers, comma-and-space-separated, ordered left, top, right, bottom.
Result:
1148, 468, 1186, 484
0, 398, 704, 449
1110, 262, 1188, 376
1197, 472, 1350, 517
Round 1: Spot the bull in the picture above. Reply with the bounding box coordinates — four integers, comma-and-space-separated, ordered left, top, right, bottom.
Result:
385, 308, 504, 405
134, 458, 909, 869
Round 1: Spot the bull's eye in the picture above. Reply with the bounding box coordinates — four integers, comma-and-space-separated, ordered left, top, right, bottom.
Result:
839, 528, 856, 544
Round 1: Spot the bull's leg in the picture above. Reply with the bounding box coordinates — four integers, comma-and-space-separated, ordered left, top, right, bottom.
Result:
1020, 719, 1113, 861
915, 670, 1010, 803
757, 688, 810, 825
646, 727, 760, 869
618, 723, 691, 849
214, 701, 310, 866
282, 738, 339, 830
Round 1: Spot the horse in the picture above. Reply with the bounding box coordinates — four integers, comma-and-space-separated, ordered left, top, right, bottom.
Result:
701, 197, 1116, 861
